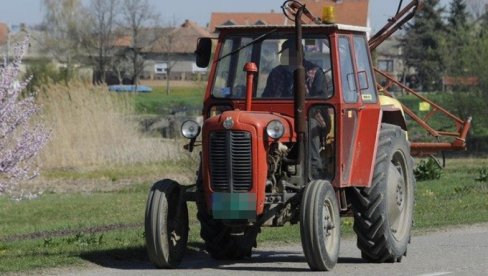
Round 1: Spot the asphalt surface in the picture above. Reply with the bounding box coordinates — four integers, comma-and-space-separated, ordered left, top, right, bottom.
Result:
47, 223, 488, 276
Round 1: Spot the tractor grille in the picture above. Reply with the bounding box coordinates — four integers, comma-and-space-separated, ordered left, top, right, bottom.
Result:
209, 131, 252, 192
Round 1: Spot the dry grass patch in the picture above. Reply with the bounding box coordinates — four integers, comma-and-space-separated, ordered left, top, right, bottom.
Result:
36, 82, 182, 169
22, 82, 196, 193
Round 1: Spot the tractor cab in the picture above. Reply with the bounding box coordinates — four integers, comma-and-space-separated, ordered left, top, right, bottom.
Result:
195, 23, 384, 193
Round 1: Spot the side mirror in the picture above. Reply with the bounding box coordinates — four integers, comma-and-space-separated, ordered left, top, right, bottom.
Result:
195, 37, 212, 68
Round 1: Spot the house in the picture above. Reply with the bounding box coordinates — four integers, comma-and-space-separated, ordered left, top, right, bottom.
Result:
112, 1, 370, 83
141, 20, 212, 81
373, 35, 409, 88
208, 0, 370, 33
0, 23, 8, 45
0, 23, 51, 68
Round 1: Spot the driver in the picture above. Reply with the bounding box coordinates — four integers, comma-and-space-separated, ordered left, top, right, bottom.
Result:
263, 39, 331, 179
262, 39, 328, 98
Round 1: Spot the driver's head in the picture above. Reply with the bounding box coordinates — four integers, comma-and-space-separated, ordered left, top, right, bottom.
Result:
279, 39, 301, 65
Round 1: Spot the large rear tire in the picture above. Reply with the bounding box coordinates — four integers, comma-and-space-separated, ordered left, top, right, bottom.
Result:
196, 199, 259, 260
145, 179, 189, 268
300, 180, 340, 271
349, 123, 415, 262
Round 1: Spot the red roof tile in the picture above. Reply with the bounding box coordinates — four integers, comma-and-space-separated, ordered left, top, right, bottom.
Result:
147, 20, 212, 54
209, 0, 369, 32
0, 23, 9, 45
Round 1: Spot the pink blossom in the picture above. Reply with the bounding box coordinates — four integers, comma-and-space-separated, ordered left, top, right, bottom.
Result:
0, 37, 50, 198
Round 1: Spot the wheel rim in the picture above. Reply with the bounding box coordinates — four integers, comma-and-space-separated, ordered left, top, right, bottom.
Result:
386, 150, 410, 241
322, 198, 338, 254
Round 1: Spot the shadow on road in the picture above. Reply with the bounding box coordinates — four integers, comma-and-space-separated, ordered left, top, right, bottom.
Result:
80, 242, 366, 272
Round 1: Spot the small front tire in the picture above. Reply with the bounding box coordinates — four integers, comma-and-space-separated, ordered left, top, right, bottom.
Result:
300, 180, 341, 271
145, 179, 189, 268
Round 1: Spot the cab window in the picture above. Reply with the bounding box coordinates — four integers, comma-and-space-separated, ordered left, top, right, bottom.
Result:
212, 37, 253, 98
353, 35, 377, 103
259, 37, 333, 99
338, 36, 358, 103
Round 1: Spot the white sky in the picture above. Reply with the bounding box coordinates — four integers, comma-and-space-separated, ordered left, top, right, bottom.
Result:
0, 0, 451, 32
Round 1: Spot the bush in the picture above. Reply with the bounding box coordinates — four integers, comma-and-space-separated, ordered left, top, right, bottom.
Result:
414, 158, 443, 181
23, 60, 65, 95
476, 167, 488, 182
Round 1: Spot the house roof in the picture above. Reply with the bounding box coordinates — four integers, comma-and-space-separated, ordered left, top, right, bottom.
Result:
209, 12, 289, 32
147, 20, 212, 54
0, 23, 9, 45
208, 0, 369, 32
114, 35, 132, 48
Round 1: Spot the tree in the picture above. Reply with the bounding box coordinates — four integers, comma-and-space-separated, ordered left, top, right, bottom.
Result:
445, 0, 473, 78
401, 0, 446, 91
41, 0, 85, 84
118, 0, 160, 87
82, 0, 119, 84
0, 39, 50, 198
158, 19, 178, 95
448, 0, 470, 28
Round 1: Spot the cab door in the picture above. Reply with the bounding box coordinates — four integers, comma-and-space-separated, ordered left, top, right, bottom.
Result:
336, 34, 381, 188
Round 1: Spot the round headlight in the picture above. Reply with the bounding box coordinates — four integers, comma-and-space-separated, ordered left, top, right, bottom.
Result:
181, 120, 201, 139
266, 120, 285, 139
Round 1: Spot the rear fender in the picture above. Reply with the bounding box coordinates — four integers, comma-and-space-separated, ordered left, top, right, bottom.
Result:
379, 95, 407, 133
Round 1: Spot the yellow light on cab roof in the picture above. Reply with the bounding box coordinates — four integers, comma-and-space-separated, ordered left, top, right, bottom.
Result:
322, 6, 335, 24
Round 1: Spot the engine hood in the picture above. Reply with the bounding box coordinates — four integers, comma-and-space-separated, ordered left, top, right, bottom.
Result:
204, 110, 296, 142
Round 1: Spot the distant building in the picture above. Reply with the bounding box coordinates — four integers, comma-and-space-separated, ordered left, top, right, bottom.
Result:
0, 23, 51, 68
209, 0, 370, 33
142, 20, 212, 81
374, 36, 406, 80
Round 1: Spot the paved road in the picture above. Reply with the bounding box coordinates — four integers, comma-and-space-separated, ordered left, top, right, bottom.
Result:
54, 223, 488, 276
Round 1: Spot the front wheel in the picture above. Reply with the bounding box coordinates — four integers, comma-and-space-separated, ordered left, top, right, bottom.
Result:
300, 180, 341, 271
145, 179, 189, 268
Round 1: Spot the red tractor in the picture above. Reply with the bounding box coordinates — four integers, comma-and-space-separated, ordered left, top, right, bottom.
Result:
144, 0, 471, 271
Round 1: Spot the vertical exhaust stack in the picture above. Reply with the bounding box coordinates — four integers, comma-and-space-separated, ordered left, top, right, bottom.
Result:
244, 62, 258, 111
294, 6, 307, 176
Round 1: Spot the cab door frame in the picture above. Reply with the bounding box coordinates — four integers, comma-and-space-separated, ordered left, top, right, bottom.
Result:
332, 33, 382, 188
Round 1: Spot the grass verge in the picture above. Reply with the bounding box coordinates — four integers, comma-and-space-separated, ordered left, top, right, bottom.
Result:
1, 158, 487, 272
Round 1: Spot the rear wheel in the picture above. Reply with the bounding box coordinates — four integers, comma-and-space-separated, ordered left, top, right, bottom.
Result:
300, 180, 340, 271
145, 179, 188, 268
349, 123, 415, 262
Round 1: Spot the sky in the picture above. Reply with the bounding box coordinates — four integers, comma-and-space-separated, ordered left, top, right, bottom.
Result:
0, 0, 451, 33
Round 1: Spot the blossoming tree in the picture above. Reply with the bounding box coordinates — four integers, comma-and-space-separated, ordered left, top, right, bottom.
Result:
0, 39, 50, 198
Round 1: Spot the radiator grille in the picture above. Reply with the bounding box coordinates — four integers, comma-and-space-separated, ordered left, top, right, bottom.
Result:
209, 131, 252, 192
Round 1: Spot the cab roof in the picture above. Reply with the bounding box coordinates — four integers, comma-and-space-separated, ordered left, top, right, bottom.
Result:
216, 24, 370, 34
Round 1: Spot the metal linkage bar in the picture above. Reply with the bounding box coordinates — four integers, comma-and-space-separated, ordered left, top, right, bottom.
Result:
369, 0, 420, 51
375, 69, 471, 155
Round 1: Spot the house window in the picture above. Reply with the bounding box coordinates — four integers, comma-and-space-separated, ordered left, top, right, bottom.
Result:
378, 59, 394, 72
155, 63, 167, 74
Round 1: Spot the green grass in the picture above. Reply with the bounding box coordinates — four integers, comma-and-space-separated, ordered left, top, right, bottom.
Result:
134, 86, 205, 115
414, 158, 488, 229
1, 158, 488, 272
42, 158, 198, 183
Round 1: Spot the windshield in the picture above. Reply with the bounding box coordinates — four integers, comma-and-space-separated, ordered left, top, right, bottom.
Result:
211, 35, 333, 99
